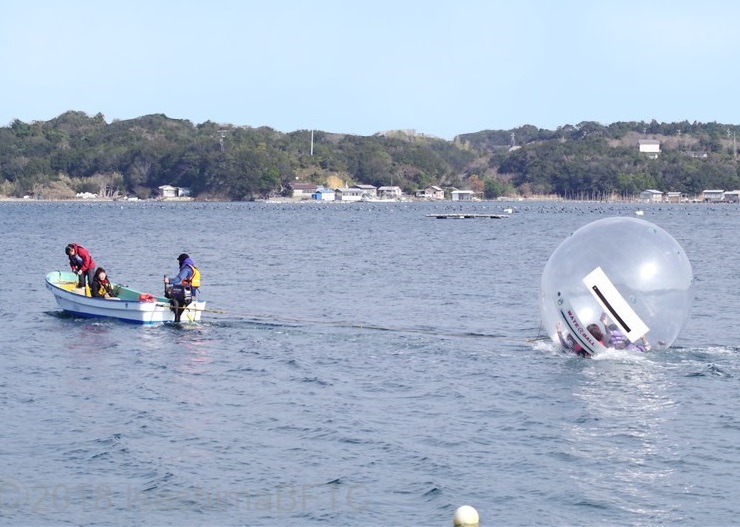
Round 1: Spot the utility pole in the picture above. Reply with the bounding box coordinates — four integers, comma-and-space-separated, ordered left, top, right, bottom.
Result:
310, 130, 314, 156
217, 129, 228, 153
727, 129, 737, 160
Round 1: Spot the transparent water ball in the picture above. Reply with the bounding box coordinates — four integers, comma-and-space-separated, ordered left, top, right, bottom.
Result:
540, 217, 694, 354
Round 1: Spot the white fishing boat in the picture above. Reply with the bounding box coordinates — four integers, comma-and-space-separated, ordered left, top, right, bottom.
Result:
45, 271, 205, 324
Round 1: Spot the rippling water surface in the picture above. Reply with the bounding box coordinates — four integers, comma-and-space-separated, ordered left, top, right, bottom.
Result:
2, 200, 739, 526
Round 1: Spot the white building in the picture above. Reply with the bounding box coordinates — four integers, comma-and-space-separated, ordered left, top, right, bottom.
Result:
158, 185, 191, 199
639, 189, 663, 202
158, 185, 178, 199
352, 184, 377, 198
702, 189, 725, 202
311, 187, 335, 201
377, 186, 402, 199
415, 186, 444, 200
665, 191, 683, 203
639, 140, 661, 158
451, 190, 475, 201
290, 182, 318, 199
335, 188, 364, 201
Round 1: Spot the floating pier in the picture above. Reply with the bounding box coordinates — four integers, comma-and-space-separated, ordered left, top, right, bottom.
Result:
426, 213, 510, 219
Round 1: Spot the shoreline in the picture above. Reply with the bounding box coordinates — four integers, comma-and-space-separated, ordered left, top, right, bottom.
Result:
0, 196, 723, 205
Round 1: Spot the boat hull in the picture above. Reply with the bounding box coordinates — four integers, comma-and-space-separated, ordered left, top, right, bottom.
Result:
45, 271, 205, 324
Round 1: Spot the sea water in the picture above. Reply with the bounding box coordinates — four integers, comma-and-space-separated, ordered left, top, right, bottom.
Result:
1, 200, 739, 526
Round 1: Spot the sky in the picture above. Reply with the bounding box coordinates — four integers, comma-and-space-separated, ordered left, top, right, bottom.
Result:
2, 0, 740, 140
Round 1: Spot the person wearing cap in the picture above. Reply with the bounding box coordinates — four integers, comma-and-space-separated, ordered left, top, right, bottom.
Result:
65, 243, 96, 289
164, 253, 200, 292
163, 253, 201, 322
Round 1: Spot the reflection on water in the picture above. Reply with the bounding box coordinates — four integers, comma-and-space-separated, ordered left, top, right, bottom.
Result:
568, 353, 687, 523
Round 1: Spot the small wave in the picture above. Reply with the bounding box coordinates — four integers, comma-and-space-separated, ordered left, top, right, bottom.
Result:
692, 345, 740, 356
531, 339, 560, 354
422, 486, 442, 500
299, 376, 332, 386
685, 363, 733, 378
591, 348, 648, 363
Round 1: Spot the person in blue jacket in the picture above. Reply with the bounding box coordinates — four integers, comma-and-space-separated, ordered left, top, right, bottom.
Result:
163, 253, 201, 322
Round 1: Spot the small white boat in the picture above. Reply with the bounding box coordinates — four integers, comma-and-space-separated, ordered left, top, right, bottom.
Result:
45, 271, 206, 324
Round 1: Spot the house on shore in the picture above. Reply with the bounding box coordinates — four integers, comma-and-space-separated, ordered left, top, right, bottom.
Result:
639, 189, 663, 202
352, 184, 377, 198
312, 187, 335, 201
158, 185, 191, 199
665, 191, 683, 203
415, 186, 444, 200
377, 186, 402, 200
451, 190, 476, 201
335, 188, 364, 201
702, 189, 725, 202
290, 182, 318, 199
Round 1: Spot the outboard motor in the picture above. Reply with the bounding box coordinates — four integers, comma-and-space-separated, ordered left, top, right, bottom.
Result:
170, 284, 193, 306
165, 282, 193, 323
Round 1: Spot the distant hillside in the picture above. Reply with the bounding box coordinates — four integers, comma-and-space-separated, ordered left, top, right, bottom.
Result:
1, 113, 738, 200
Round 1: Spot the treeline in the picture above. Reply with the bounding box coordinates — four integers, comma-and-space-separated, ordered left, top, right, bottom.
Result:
1, 111, 739, 200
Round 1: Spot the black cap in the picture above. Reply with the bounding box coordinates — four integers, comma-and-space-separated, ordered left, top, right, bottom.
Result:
177, 253, 189, 265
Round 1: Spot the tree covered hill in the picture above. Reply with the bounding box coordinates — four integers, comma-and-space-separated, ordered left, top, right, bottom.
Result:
1, 112, 738, 200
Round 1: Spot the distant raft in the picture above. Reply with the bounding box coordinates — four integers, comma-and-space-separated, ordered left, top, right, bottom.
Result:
426, 213, 510, 219
45, 271, 205, 324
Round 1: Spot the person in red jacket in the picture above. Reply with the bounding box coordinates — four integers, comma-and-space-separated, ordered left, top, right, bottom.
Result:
65, 243, 96, 289
556, 321, 607, 358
